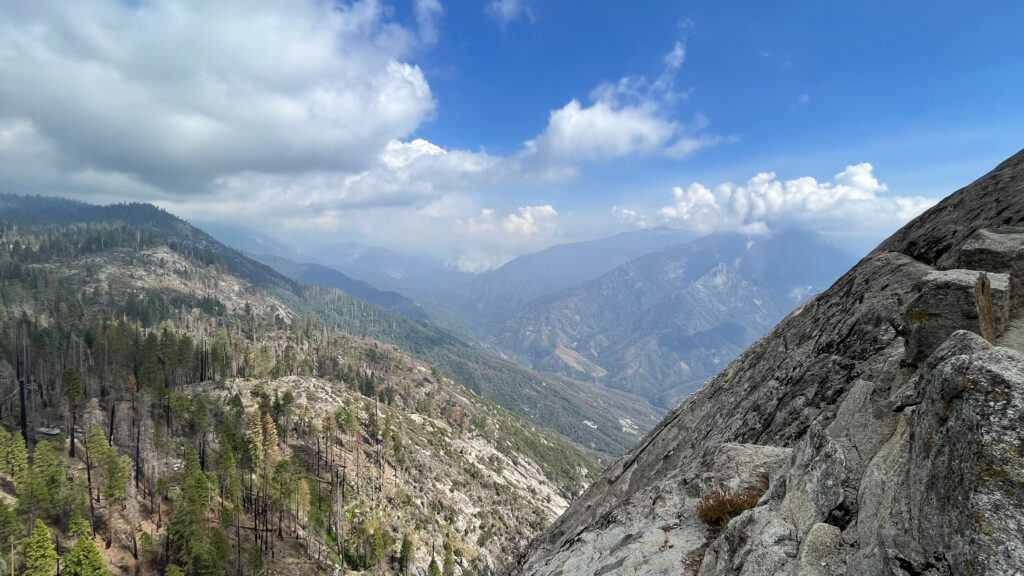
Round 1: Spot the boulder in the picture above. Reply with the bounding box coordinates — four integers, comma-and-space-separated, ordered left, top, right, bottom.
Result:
955, 226, 1024, 273
955, 227, 1024, 310
903, 269, 1009, 363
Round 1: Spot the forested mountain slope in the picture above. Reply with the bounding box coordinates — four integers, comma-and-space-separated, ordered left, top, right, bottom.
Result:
0, 218, 604, 575
508, 150, 1024, 575
0, 195, 660, 458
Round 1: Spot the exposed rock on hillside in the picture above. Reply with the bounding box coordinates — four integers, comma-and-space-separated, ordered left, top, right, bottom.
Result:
507, 149, 1024, 576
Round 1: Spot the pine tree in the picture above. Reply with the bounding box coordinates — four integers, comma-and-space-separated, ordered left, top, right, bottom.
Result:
443, 539, 456, 576
9, 433, 29, 495
63, 536, 109, 576
169, 448, 211, 575
23, 519, 57, 576
428, 556, 442, 576
246, 411, 263, 554
216, 447, 236, 498
0, 427, 11, 469
85, 426, 107, 494
261, 414, 280, 473
370, 528, 386, 569
246, 412, 264, 480
0, 501, 23, 571
69, 513, 92, 539
400, 533, 415, 575
100, 448, 131, 548
29, 441, 65, 521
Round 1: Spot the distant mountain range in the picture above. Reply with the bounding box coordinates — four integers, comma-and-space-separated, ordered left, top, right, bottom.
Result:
488, 229, 856, 407
251, 253, 431, 321
218, 219, 855, 410
443, 228, 697, 330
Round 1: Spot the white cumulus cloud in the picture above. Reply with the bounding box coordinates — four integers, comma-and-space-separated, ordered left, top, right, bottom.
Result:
656, 163, 935, 235
0, 0, 436, 195
523, 35, 729, 171
454, 204, 561, 270
527, 100, 675, 162
464, 205, 559, 237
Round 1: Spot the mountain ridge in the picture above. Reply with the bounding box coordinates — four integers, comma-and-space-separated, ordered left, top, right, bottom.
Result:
490, 229, 854, 407
507, 149, 1024, 575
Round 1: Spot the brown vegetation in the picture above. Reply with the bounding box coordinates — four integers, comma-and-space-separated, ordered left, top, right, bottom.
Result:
696, 489, 762, 527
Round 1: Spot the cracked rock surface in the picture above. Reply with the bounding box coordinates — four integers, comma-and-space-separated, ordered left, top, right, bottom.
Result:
506, 149, 1024, 576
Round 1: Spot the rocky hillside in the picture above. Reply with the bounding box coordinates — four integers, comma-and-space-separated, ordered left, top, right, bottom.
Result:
491, 230, 853, 408
506, 149, 1024, 576
0, 194, 661, 458
0, 220, 604, 575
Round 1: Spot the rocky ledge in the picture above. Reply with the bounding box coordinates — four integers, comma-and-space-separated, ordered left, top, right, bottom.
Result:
506, 149, 1024, 576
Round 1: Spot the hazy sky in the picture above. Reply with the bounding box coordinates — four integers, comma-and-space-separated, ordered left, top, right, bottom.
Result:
1, 0, 1023, 270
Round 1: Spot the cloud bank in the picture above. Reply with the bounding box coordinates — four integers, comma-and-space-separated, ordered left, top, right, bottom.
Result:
0, 0, 435, 195
656, 163, 935, 235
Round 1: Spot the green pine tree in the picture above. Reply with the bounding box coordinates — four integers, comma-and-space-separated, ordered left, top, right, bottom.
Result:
29, 441, 66, 521
63, 536, 109, 576
0, 426, 11, 469
23, 519, 57, 576
0, 501, 23, 571
69, 512, 92, 540
100, 448, 131, 549
9, 433, 29, 495
443, 539, 456, 576
400, 534, 415, 575
169, 448, 212, 575
428, 556, 442, 576
370, 528, 386, 568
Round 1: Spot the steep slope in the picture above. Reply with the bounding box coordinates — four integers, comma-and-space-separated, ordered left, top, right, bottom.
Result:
507, 148, 1024, 576
0, 194, 660, 457
493, 230, 853, 407
0, 224, 598, 574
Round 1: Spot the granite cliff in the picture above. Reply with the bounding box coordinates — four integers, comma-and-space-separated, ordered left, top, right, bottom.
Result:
507, 148, 1024, 576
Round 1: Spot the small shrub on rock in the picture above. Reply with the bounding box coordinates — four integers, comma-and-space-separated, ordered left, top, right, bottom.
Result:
696, 489, 762, 527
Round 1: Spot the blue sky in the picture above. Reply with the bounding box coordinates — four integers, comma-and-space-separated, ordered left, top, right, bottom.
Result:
414, 0, 1024, 195
1, 0, 1022, 268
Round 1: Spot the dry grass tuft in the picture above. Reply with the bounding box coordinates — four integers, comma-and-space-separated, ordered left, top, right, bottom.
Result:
696, 489, 762, 527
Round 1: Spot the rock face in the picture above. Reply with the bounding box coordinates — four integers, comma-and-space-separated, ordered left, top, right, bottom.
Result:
903, 269, 1010, 363
506, 148, 1024, 576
